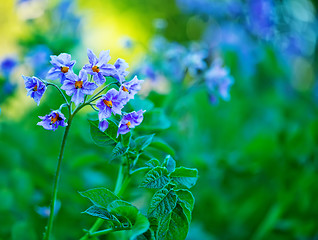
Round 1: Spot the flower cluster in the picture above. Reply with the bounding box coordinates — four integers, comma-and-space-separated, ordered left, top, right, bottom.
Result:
23, 49, 145, 136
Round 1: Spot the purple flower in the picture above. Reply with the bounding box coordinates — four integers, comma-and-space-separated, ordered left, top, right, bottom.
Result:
47, 53, 76, 84
205, 59, 234, 102
117, 110, 145, 136
1, 56, 17, 77
96, 89, 127, 121
83, 49, 116, 86
37, 110, 68, 131
23, 75, 47, 105
111, 58, 129, 84
120, 76, 143, 99
99, 119, 109, 132
61, 69, 98, 106
247, 0, 275, 38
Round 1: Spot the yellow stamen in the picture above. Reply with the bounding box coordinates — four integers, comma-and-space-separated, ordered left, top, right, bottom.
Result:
126, 121, 131, 127
33, 84, 38, 91
103, 99, 113, 108
92, 65, 100, 73
75, 80, 83, 89
51, 113, 59, 124
122, 86, 129, 92
61, 66, 69, 73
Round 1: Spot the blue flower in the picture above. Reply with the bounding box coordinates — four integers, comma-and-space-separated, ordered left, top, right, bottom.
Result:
37, 110, 68, 131
111, 58, 129, 84
96, 89, 127, 121
83, 49, 116, 86
1, 56, 17, 77
205, 59, 234, 103
26, 45, 52, 79
61, 69, 97, 106
47, 53, 76, 84
120, 76, 143, 99
23, 75, 47, 105
117, 110, 145, 136
98, 119, 109, 132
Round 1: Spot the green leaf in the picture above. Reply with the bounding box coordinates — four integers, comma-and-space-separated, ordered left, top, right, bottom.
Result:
129, 95, 154, 111
135, 134, 155, 151
156, 204, 189, 240
107, 200, 138, 223
175, 189, 195, 223
150, 139, 176, 157
141, 109, 171, 131
169, 167, 198, 188
148, 184, 178, 217
140, 166, 170, 189
79, 188, 120, 208
88, 119, 118, 146
112, 142, 128, 160
121, 131, 132, 147
136, 228, 155, 240
145, 158, 160, 168
83, 205, 119, 223
175, 189, 194, 211
108, 200, 150, 240
128, 212, 150, 240
164, 155, 176, 173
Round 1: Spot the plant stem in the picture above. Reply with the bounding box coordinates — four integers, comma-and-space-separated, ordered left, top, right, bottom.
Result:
47, 82, 70, 105
80, 164, 127, 240
43, 116, 73, 240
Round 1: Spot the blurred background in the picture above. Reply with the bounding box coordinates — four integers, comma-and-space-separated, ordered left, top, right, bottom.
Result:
1, 0, 318, 239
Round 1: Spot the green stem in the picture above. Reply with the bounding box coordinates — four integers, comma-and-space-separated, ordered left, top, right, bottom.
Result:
43, 116, 73, 240
80, 164, 128, 240
46, 82, 70, 105
88, 228, 114, 237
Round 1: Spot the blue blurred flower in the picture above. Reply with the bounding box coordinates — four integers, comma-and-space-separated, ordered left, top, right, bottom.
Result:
23, 75, 47, 105
247, 0, 275, 38
117, 110, 145, 136
96, 89, 127, 121
1, 56, 17, 77
205, 59, 234, 103
26, 45, 52, 79
37, 110, 68, 131
47, 53, 76, 84
83, 49, 116, 86
61, 69, 97, 106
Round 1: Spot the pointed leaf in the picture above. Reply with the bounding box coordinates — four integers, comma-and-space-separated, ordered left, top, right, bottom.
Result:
88, 119, 118, 146
135, 134, 155, 151
112, 142, 128, 160
140, 166, 169, 189
156, 204, 189, 240
164, 155, 176, 173
83, 205, 119, 223
79, 188, 120, 208
148, 184, 178, 217
169, 167, 198, 188
145, 158, 160, 168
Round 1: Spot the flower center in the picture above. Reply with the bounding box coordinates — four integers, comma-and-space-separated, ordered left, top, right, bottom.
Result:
75, 80, 83, 89
126, 121, 131, 127
103, 99, 113, 108
51, 113, 59, 124
33, 84, 38, 91
92, 65, 100, 73
122, 86, 129, 92
61, 66, 69, 73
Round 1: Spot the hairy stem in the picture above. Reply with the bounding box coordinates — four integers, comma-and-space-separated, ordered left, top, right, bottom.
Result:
43, 116, 73, 240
